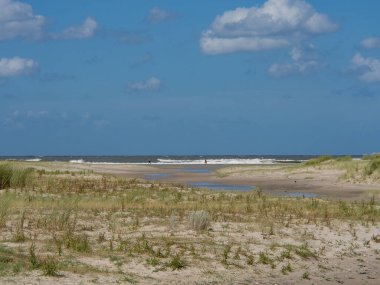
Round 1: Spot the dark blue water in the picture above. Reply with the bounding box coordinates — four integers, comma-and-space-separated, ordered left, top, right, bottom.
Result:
0, 155, 336, 164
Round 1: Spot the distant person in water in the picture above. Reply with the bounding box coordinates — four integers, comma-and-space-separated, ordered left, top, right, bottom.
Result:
148, 160, 151, 164
204, 159, 207, 164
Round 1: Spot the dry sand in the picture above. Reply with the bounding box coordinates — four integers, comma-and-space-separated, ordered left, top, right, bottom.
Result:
1, 161, 379, 284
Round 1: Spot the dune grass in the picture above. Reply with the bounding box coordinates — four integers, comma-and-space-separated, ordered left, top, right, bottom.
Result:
0, 162, 379, 282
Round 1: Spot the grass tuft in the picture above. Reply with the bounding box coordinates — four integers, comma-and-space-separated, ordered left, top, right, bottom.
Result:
188, 210, 211, 231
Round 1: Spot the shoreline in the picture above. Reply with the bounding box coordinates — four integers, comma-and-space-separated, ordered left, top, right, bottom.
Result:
10, 160, 380, 201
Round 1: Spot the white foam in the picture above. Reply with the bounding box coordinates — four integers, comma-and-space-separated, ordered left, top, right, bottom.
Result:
69, 159, 85, 163
68, 158, 301, 165
155, 158, 276, 165
25, 158, 42, 162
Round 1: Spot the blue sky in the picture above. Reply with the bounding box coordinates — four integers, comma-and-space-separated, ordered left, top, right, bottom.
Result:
0, 0, 379, 155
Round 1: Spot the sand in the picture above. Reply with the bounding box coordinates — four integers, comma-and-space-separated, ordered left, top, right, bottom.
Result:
41, 162, 380, 201
1, 161, 379, 284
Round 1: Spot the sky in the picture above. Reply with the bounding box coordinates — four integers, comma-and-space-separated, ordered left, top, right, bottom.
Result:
0, 0, 380, 155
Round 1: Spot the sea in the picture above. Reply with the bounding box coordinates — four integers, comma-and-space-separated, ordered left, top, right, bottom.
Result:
0, 155, 361, 165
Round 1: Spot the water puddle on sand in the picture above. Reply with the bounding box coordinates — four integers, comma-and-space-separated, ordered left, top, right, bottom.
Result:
190, 182, 254, 191
279, 192, 318, 198
145, 173, 170, 180
184, 168, 211, 173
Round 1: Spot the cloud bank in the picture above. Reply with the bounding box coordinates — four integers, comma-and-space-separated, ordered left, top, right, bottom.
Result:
53, 17, 98, 40
351, 53, 380, 83
0, 0, 97, 41
268, 45, 324, 77
0, 0, 45, 40
360, 37, 380, 49
201, 0, 337, 54
0, 57, 38, 77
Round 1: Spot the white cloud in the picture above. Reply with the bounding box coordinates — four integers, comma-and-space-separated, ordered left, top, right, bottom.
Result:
26, 110, 48, 118
53, 17, 98, 40
0, 0, 97, 41
147, 7, 173, 23
0, 0, 45, 40
351, 53, 380, 83
0, 57, 38, 77
201, 0, 337, 54
268, 45, 324, 77
128, 77, 161, 92
360, 37, 380, 49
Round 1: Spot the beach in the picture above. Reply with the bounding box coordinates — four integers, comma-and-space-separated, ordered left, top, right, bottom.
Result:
24, 159, 380, 201
0, 158, 379, 284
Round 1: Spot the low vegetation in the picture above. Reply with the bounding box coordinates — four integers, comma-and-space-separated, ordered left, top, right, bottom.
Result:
0, 161, 379, 283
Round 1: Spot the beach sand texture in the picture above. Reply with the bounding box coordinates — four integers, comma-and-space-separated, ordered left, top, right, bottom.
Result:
0, 159, 379, 284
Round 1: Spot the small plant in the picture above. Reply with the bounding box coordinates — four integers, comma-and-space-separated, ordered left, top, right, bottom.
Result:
41, 256, 58, 276
302, 271, 310, 279
65, 233, 91, 253
258, 251, 272, 265
281, 263, 292, 275
364, 159, 380, 175
146, 257, 160, 267
222, 245, 231, 265
280, 249, 292, 260
166, 255, 186, 270
97, 232, 106, 243
294, 243, 316, 259
0, 164, 33, 189
188, 210, 211, 231
29, 243, 39, 269
12, 230, 26, 243
246, 254, 254, 265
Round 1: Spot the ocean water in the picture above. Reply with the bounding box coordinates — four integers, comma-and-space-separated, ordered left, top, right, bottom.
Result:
0, 155, 317, 165
0, 155, 360, 165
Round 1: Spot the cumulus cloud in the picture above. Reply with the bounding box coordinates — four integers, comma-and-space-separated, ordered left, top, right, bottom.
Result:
0, 0, 97, 41
201, 0, 337, 54
268, 45, 324, 77
146, 7, 174, 23
0, 57, 38, 77
351, 53, 380, 83
0, 0, 45, 40
53, 17, 98, 40
360, 37, 380, 49
128, 77, 161, 92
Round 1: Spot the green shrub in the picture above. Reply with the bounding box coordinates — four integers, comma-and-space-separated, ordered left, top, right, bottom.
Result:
41, 256, 58, 276
0, 164, 33, 189
65, 233, 91, 253
364, 159, 380, 176
0, 164, 13, 189
166, 255, 186, 270
302, 271, 310, 279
